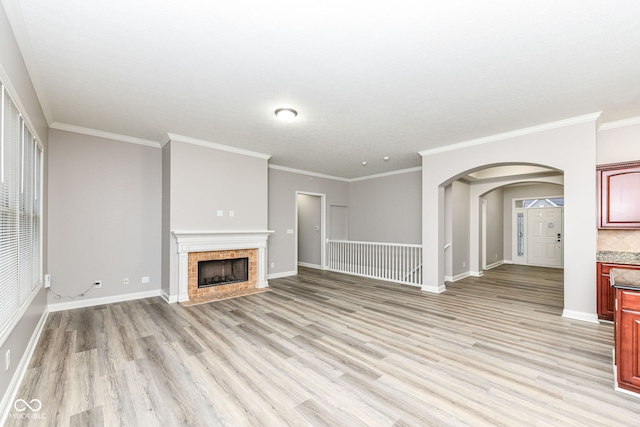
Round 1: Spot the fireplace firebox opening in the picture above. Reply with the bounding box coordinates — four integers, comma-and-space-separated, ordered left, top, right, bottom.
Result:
198, 257, 249, 288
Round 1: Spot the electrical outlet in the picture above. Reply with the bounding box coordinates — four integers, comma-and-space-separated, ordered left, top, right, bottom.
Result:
141, 276, 150, 284
94, 280, 102, 288
123, 277, 129, 285
463, 261, 466, 268
44, 274, 51, 288
270, 262, 275, 269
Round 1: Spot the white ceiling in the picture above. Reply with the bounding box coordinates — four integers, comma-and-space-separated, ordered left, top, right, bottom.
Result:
4, 0, 640, 178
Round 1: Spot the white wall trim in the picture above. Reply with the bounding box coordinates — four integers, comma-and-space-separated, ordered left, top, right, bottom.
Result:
421, 283, 446, 293
0, 307, 49, 426
167, 133, 272, 160
562, 309, 599, 324
268, 270, 297, 279
48, 289, 161, 312
503, 259, 513, 264
485, 260, 504, 270
298, 262, 322, 270
50, 122, 161, 148
599, 115, 640, 131
269, 164, 423, 183
419, 112, 602, 157
469, 271, 484, 277
349, 167, 423, 182
444, 271, 470, 283
161, 290, 178, 304
268, 164, 350, 182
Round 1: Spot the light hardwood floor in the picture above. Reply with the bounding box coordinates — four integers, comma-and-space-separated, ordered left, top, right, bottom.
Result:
5, 265, 640, 426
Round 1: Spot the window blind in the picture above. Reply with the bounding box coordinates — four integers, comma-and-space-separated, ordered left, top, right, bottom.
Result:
0, 82, 43, 340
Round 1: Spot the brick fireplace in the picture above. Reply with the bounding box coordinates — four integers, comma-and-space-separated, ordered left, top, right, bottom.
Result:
172, 231, 272, 304
188, 248, 257, 301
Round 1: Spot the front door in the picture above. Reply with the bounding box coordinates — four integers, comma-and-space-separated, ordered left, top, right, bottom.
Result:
527, 207, 563, 267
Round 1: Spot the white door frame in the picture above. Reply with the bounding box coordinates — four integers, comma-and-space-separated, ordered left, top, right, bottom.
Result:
481, 198, 487, 270
511, 195, 564, 267
295, 191, 326, 273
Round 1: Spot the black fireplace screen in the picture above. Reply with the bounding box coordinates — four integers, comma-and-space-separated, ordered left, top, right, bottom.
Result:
198, 257, 249, 288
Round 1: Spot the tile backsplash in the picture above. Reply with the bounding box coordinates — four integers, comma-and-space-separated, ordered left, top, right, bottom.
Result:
597, 229, 640, 252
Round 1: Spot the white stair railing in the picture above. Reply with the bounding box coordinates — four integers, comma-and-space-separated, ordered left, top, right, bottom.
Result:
327, 240, 423, 287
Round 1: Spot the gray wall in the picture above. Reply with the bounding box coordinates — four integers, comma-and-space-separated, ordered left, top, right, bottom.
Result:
348, 170, 422, 244
0, 3, 49, 411
451, 181, 470, 277
297, 194, 322, 267
502, 183, 564, 261
268, 168, 349, 276
168, 141, 268, 230
483, 188, 504, 266
48, 129, 162, 301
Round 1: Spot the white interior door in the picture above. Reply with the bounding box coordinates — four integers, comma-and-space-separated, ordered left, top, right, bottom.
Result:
527, 207, 563, 267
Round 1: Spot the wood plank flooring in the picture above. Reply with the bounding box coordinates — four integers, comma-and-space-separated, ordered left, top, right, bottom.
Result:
5, 265, 640, 426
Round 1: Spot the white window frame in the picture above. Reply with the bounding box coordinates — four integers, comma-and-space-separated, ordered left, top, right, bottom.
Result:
0, 81, 44, 346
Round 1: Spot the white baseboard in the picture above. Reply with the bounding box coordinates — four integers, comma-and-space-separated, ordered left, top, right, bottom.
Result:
562, 309, 599, 324
485, 260, 504, 270
469, 270, 483, 277
421, 283, 446, 293
503, 259, 513, 264
161, 290, 178, 304
48, 289, 162, 312
297, 262, 322, 270
268, 270, 297, 279
0, 307, 49, 426
444, 271, 470, 283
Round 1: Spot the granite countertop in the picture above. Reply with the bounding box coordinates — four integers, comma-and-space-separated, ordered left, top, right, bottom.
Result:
611, 268, 640, 290
596, 251, 640, 265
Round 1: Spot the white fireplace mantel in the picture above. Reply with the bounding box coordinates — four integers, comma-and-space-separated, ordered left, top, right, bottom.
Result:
172, 230, 273, 302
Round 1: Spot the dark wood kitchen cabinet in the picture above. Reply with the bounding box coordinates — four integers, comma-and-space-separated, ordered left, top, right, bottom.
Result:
597, 263, 640, 321
615, 287, 640, 394
598, 161, 640, 228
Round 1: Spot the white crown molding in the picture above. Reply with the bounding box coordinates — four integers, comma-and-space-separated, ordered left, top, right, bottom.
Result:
598, 116, 640, 131
50, 122, 161, 148
167, 133, 272, 160
269, 164, 422, 183
349, 166, 423, 182
419, 112, 602, 157
268, 164, 350, 182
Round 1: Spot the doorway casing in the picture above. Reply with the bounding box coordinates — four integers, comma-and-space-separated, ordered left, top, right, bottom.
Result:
295, 191, 326, 273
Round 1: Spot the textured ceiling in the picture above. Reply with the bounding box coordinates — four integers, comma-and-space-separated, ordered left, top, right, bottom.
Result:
4, 0, 640, 178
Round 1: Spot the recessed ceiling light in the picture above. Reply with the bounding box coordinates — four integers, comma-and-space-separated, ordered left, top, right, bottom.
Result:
383, 156, 390, 161
275, 108, 297, 122
362, 161, 367, 166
